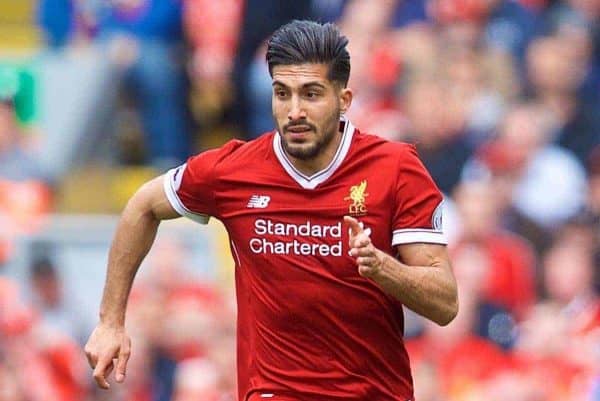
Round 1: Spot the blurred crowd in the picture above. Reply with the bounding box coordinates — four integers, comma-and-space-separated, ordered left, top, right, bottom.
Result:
0, 239, 237, 401
1, 0, 599, 400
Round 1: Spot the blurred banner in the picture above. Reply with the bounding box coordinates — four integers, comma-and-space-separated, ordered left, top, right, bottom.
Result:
0, 0, 41, 52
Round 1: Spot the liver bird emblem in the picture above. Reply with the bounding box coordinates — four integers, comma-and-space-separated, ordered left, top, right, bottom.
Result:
344, 180, 368, 215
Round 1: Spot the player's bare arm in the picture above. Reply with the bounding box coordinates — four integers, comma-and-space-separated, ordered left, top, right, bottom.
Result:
85, 175, 179, 389
345, 216, 458, 326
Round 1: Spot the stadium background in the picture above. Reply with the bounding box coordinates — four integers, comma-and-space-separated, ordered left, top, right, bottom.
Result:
0, 1, 599, 400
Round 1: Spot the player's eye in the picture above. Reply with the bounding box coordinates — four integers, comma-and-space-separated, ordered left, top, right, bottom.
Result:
305, 91, 319, 99
275, 89, 288, 98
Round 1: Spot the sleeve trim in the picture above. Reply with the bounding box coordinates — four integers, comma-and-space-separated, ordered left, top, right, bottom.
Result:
392, 229, 447, 245
163, 169, 210, 224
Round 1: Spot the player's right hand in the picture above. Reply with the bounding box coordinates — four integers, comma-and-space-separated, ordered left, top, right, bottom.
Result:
84, 323, 131, 389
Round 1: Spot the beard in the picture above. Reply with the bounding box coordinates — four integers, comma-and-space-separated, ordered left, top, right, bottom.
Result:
277, 106, 341, 161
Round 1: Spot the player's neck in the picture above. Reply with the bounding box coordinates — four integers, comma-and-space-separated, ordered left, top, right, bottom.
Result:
286, 133, 343, 177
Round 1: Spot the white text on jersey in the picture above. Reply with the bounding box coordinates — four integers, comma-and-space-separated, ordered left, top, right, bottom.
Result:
249, 219, 343, 257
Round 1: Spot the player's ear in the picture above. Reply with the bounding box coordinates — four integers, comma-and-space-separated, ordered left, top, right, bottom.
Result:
339, 87, 353, 115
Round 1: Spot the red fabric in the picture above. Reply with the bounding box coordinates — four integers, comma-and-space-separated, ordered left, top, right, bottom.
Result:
369, 43, 402, 89
475, 140, 527, 174
167, 123, 445, 400
454, 231, 536, 317
431, 0, 490, 23
43, 339, 88, 401
482, 232, 536, 317
168, 282, 223, 307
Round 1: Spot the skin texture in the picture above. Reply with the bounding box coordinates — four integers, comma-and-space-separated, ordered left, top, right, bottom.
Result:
84, 62, 458, 390
271, 63, 353, 176
84, 177, 177, 389
345, 216, 458, 326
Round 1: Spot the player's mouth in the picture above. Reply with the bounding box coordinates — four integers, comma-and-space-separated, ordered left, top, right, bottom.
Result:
287, 125, 312, 133
286, 126, 313, 140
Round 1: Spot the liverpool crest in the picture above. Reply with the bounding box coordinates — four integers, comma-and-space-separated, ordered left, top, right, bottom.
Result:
344, 180, 369, 216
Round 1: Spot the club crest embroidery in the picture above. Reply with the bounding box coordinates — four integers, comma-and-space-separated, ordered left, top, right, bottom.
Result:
344, 180, 369, 216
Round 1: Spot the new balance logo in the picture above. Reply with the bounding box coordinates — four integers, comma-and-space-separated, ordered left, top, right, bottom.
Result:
247, 195, 271, 208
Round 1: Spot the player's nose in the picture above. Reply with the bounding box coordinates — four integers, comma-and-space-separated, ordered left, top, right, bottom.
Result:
287, 97, 307, 121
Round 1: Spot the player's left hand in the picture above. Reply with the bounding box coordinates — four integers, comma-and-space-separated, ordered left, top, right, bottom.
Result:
344, 216, 387, 278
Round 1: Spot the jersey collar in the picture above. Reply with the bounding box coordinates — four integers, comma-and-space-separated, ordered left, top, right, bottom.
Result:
273, 117, 355, 190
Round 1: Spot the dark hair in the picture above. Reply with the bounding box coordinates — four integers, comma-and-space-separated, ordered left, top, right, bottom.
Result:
266, 20, 351, 87
30, 258, 57, 278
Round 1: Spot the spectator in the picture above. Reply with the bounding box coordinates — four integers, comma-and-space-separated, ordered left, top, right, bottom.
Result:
463, 102, 587, 243
585, 146, 600, 233
441, 47, 510, 147
7, 3, 600, 401
451, 242, 517, 349
28, 258, 88, 343
0, 67, 47, 183
0, 67, 52, 262
483, 0, 540, 62
183, 0, 242, 134
539, 230, 599, 401
512, 302, 587, 401
406, 285, 509, 400
542, 0, 600, 105
429, 0, 540, 63
120, 238, 231, 401
96, 0, 195, 170
403, 79, 473, 194
542, 241, 600, 335
0, 278, 89, 401
526, 34, 600, 165
452, 179, 536, 320
340, 0, 405, 139
172, 358, 221, 401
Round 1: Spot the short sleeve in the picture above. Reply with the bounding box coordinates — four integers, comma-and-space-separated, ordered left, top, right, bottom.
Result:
163, 140, 244, 224
392, 144, 447, 246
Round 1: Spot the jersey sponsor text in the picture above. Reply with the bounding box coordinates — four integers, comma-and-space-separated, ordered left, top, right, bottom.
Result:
250, 219, 343, 256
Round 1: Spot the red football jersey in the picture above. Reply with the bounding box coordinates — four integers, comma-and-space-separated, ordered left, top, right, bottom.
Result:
164, 120, 446, 401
